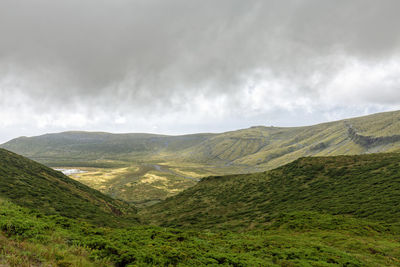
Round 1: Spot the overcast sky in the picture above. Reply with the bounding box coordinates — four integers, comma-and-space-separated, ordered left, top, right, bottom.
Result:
1, 0, 400, 143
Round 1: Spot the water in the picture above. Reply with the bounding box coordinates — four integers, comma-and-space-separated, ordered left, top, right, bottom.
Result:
54, 168, 87, 175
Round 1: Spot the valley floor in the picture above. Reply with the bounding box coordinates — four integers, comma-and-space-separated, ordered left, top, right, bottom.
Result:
56, 160, 251, 205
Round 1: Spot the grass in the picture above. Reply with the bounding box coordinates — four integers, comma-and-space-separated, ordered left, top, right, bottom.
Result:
1, 199, 399, 266
141, 153, 400, 230
1, 149, 400, 265
3, 110, 400, 206
60, 160, 249, 205
67, 163, 198, 205
0, 149, 137, 227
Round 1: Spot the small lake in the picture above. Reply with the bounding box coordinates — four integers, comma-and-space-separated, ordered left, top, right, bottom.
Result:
54, 168, 87, 175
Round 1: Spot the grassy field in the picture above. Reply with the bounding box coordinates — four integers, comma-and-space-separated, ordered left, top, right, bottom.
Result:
58, 160, 250, 205
69, 163, 198, 206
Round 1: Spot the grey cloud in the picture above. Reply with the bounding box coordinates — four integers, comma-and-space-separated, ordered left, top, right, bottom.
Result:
2, 0, 399, 94
1, 0, 400, 140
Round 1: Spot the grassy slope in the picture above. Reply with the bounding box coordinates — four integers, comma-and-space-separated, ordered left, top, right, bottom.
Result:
0, 149, 136, 226
0, 151, 399, 266
3, 110, 400, 206
1, 198, 399, 266
0, 131, 213, 165
141, 153, 400, 230
180, 110, 400, 169
3, 110, 400, 169
0, 132, 216, 205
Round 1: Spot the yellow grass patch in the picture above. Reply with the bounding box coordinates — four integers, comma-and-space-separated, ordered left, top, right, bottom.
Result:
70, 167, 132, 188
140, 173, 168, 184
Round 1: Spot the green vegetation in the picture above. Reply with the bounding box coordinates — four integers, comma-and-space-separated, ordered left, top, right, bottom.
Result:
142, 153, 400, 230
0, 149, 136, 226
69, 161, 246, 206
2, 111, 400, 265
1, 199, 400, 266
0, 149, 400, 265
179, 110, 400, 169
3, 110, 400, 204
0, 131, 213, 165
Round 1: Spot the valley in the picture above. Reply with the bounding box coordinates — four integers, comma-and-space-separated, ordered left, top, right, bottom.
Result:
52, 161, 244, 205
1, 143, 400, 266
1, 1, 399, 265
1, 110, 400, 266
3, 110, 400, 205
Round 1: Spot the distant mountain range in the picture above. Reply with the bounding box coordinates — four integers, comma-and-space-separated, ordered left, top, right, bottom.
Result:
0, 131, 213, 166
3, 110, 400, 171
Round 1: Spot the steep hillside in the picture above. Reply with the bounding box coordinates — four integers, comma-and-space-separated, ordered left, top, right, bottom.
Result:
141, 153, 400, 230
180, 110, 400, 169
0, 149, 136, 226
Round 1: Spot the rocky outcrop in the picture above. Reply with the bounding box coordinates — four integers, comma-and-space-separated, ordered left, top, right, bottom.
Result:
346, 123, 400, 148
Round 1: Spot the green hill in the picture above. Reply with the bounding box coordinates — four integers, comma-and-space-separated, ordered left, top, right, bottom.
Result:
3, 198, 400, 266
3, 110, 400, 206
1, 152, 400, 266
0, 148, 136, 226
141, 153, 400, 230
180, 110, 400, 169
4, 110, 400, 170
0, 131, 213, 166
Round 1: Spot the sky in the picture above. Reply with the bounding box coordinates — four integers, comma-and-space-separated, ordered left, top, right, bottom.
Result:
1, 0, 400, 143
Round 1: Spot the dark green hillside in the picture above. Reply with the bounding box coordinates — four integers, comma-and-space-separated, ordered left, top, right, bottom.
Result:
142, 153, 400, 229
2, 199, 400, 266
0, 150, 399, 266
0, 149, 136, 226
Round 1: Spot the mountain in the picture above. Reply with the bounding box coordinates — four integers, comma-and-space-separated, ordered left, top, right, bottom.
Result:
0, 131, 213, 166
3, 110, 400, 170
141, 153, 400, 230
179, 110, 400, 169
3, 110, 400, 205
0, 148, 136, 226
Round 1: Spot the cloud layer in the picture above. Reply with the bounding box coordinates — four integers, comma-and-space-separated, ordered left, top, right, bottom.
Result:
1, 0, 400, 141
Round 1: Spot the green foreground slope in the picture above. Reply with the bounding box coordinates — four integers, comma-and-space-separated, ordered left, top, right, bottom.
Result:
0, 151, 400, 266
0, 149, 136, 226
1, 199, 400, 266
142, 153, 400, 230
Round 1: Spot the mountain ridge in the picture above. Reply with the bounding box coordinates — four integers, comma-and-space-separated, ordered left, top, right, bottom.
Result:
4, 110, 400, 168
